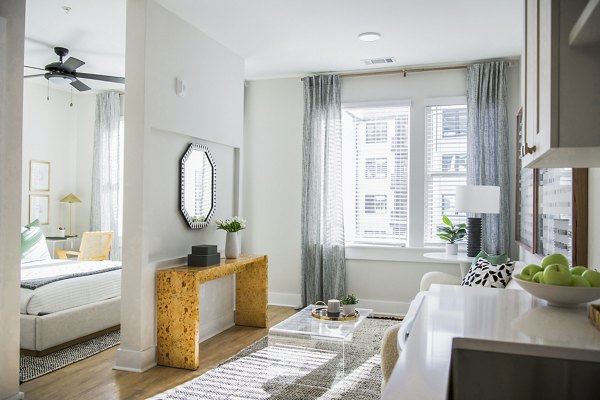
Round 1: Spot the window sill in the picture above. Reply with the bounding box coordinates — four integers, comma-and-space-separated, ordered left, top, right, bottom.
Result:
345, 244, 461, 263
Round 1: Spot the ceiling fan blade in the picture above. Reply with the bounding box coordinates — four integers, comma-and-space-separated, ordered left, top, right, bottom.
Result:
70, 79, 91, 92
76, 72, 125, 84
24, 65, 46, 71
24, 74, 46, 79
61, 57, 85, 73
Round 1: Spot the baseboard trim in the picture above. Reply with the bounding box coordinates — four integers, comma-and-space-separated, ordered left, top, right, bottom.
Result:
113, 346, 156, 373
268, 292, 301, 307
357, 298, 410, 316
267, 292, 409, 314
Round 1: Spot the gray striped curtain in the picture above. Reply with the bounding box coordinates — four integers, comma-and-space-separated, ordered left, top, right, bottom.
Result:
301, 75, 346, 306
90, 92, 122, 261
466, 62, 510, 255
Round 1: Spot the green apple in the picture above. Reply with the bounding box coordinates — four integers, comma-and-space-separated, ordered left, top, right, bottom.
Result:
582, 270, 600, 287
570, 266, 587, 276
532, 271, 545, 284
571, 275, 591, 287
520, 264, 543, 281
541, 253, 570, 269
543, 264, 572, 286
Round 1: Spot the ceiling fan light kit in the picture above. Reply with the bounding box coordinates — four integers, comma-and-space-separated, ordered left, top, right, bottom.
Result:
24, 46, 125, 92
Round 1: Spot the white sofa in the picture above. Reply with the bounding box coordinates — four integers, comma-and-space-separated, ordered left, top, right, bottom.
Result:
380, 261, 526, 387
420, 261, 525, 291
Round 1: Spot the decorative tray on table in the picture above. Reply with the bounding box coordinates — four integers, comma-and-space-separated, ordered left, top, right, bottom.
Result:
311, 307, 359, 321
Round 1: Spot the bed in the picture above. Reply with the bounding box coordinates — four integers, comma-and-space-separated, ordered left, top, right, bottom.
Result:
20, 221, 121, 356
20, 259, 121, 355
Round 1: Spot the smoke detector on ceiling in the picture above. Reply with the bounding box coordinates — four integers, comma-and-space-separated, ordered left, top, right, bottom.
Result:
362, 57, 396, 65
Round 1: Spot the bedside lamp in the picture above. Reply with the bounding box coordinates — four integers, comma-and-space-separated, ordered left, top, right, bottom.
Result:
455, 185, 500, 257
60, 193, 81, 238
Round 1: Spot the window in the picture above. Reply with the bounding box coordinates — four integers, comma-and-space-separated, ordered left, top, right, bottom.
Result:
342, 103, 410, 245
365, 158, 387, 179
365, 121, 388, 143
424, 102, 468, 246
365, 194, 387, 214
441, 194, 454, 215
441, 154, 467, 172
441, 107, 467, 137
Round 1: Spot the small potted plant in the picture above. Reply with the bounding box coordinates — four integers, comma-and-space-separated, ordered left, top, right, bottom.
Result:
340, 294, 358, 316
215, 216, 247, 259
437, 215, 467, 255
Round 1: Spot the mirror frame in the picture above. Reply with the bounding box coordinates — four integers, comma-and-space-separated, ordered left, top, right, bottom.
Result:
179, 143, 216, 229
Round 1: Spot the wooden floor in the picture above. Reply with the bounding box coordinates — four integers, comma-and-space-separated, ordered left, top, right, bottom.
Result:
20, 305, 297, 400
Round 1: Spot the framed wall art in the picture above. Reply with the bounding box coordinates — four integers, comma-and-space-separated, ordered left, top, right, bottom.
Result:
30, 160, 50, 192
29, 194, 50, 225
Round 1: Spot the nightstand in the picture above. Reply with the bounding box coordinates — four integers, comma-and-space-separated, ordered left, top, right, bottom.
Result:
46, 236, 77, 257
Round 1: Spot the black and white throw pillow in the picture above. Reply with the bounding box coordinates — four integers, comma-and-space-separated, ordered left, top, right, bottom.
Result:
461, 258, 515, 288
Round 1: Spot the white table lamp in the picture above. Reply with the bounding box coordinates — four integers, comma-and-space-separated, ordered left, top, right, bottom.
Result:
455, 185, 500, 257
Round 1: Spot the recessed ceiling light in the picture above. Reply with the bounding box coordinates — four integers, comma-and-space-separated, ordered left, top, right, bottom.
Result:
358, 32, 381, 42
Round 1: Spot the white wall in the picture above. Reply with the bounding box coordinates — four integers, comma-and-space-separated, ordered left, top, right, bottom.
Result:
21, 83, 98, 253
243, 78, 304, 306
243, 64, 522, 314
0, 1, 25, 398
117, 0, 244, 372
21, 82, 78, 235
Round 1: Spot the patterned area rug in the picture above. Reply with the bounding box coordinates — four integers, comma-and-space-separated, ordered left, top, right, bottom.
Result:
150, 318, 399, 400
20, 330, 120, 383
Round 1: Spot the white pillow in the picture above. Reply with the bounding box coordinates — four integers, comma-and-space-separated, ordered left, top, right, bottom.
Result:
21, 220, 51, 263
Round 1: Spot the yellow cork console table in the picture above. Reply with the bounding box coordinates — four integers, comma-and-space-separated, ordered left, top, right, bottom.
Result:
156, 254, 268, 370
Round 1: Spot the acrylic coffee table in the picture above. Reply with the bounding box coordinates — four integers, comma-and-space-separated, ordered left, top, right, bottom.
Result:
267, 304, 373, 388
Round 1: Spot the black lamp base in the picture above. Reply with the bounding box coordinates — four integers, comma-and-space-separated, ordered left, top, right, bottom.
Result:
466, 217, 482, 257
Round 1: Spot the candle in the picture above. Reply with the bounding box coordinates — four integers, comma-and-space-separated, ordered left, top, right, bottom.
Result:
327, 299, 340, 314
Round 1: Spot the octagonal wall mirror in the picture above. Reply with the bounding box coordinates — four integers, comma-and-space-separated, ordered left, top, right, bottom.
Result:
180, 143, 216, 228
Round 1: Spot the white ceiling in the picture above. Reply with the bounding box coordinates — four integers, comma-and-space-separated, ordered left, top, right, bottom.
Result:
24, 0, 523, 90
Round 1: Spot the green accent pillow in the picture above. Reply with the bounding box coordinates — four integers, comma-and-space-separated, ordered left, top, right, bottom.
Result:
470, 250, 508, 269
21, 219, 51, 263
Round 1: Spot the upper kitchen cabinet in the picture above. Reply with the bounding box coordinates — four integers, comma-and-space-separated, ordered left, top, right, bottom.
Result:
522, 0, 600, 168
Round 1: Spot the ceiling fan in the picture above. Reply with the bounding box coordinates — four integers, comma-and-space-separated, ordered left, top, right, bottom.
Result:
24, 46, 125, 92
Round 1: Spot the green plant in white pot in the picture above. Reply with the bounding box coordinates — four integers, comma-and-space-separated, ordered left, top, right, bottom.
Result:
340, 294, 358, 316
437, 215, 467, 255
216, 216, 247, 259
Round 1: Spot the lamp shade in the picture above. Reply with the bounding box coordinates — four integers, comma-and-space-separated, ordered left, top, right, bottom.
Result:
455, 185, 500, 214
60, 193, 82, 204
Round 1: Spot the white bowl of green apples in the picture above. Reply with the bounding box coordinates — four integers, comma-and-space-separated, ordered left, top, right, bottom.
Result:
513, 253, 600, 307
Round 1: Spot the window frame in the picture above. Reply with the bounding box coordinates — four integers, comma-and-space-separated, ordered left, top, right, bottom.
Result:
342, 100, 411, 247
423, 96, 468, 247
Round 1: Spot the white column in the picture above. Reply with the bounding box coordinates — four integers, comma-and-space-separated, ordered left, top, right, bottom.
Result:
0, 1, 25, 398
115, 0, 156, 372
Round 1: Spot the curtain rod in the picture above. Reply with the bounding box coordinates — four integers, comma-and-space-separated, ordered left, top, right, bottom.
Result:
339, 64, 467, 78
301, 57, 517, 80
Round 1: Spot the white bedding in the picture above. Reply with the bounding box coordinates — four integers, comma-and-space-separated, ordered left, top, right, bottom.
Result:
20, 259, 121, 316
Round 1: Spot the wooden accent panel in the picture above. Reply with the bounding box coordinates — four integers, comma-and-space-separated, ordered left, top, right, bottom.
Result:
572, 169, 588, 266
